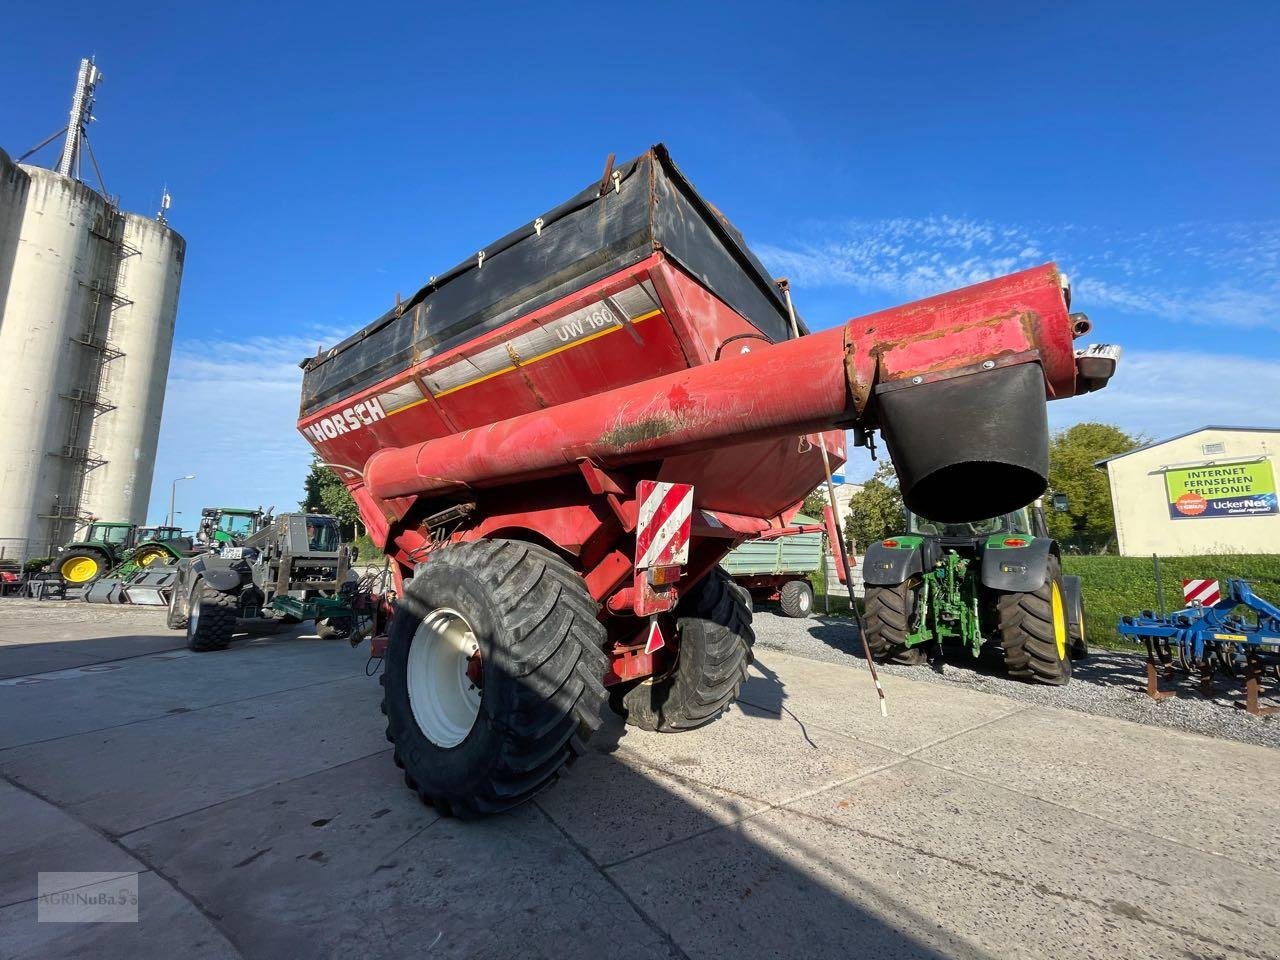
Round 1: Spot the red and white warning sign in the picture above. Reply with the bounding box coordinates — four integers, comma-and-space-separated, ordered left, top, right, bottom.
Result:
635, 480, 693, 569
1182, 578, 1221, 606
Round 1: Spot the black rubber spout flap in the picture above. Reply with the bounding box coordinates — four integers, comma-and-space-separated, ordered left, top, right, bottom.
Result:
877, 363, 1049, 523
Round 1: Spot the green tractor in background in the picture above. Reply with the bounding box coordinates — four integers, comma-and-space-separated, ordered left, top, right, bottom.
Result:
861, 496, 1087, 685
196, 506, 272, 546
56, 522, 189, 586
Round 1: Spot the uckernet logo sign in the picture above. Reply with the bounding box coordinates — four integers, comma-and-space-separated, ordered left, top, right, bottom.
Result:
1165, 460, 1278, 520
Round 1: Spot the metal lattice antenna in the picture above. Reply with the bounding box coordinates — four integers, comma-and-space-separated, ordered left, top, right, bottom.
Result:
55, 58, 102, 180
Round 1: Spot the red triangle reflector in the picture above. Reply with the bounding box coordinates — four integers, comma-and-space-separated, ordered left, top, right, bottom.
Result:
644, 620, 665, 655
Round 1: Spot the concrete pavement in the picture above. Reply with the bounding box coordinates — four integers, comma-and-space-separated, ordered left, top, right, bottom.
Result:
0, 599, 1276, 959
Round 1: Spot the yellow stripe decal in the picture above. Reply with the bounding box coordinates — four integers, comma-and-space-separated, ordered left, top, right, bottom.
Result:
398, 307, 663, 408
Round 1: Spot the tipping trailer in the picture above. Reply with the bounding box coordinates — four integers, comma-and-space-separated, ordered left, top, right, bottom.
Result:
297, 145, 1118, 816
722, 506, 847, 617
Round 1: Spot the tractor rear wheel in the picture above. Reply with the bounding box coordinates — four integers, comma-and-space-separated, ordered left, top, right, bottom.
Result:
863, 581, 927, 665
133, 545, 174, 569
381, 540, 607, 817
779, 579, 815, 618
59, 549, 108, 585
618, 568, 754, 732
996, 556, 1073, 685
186, 578, 237, 652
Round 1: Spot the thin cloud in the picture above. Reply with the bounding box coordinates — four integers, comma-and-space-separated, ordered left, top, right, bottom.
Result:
758, 218, 1280, 330
1049, 349, 1280, 441
145, 329, 344, 526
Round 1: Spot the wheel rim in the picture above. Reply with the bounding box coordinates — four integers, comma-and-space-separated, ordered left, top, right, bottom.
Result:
137, 549, 165, 567
61, 556, 99, 583
800, 589, 812, 613
407, 607, 483, 748
1050, 580, 1068, 660
187, 582, 201, 637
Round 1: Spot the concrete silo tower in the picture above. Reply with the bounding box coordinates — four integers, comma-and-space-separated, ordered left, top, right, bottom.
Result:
0, 59, 185, 561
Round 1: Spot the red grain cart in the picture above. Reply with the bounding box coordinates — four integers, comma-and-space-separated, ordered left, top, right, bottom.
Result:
297, 146, 1116, 816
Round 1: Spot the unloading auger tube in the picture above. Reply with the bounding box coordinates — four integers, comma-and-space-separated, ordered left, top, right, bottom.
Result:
366, 264, 1104, 522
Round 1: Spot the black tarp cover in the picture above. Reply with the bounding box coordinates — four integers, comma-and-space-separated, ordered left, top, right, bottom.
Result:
300, 145, 800, 416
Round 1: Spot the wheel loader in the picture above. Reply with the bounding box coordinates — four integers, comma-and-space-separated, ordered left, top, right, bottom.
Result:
167, 512, 357, 651
861, 496, 1087, 684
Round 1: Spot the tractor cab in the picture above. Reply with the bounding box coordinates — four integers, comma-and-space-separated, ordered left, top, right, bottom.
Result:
135, 525, 185, 544
907, 507, 1033, 541
82, 521, 136, 549
302, 515, 340, 552
198, 507, 271, 546
906, 494, 1068, 543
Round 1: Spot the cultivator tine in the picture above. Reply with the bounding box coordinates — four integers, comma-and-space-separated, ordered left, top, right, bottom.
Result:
1215, 641, 1242, 679
1175, 638, 1196, 673
1234, 649, 1280, 717
1197, 651, 1216, 695
1143, 638, 1176, 702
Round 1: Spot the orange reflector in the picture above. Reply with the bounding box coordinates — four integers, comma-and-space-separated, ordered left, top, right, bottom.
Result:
883, 539, 899, 548
648, 564, 681, 585
1003, 537, 1028, 547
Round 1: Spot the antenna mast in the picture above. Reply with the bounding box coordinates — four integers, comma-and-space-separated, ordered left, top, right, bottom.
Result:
55, 58, 102, 179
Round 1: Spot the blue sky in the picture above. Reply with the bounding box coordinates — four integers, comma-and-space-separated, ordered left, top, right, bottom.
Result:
3, 1, 1277, 528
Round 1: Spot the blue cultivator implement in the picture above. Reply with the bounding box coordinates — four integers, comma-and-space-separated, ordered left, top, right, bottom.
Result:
1117, 579, 1280, 716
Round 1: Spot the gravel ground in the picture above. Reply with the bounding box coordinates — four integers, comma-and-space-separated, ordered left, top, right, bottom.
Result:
750, 605, 1280, 750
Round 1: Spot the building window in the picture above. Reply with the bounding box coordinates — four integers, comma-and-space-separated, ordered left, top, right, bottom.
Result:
1201, 441, 1226, 456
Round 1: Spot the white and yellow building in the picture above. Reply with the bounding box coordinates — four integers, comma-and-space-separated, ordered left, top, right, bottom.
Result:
1096, 426, 1279, 557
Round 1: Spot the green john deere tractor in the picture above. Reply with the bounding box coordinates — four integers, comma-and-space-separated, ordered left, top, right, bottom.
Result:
56, 522, 189, 586
860, 496, 1086, 685
196, 507, 271, 547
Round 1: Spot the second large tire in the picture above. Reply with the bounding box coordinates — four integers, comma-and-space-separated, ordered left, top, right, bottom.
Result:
619, 568, 754, 732
186, 578, 237, 652
779, 578, 815, 618
381, 539, 607, 817
996, 555, 1073, 685
863, 580, 927, 665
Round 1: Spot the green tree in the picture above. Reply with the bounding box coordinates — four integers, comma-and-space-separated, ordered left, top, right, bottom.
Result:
844, 462, 905, 551
300, 458, 362, 540
1044, 422, 1139, 553
801, 488, 828, 519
